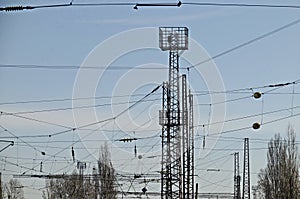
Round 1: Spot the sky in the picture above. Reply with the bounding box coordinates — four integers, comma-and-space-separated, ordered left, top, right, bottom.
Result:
0, 0, 300, 198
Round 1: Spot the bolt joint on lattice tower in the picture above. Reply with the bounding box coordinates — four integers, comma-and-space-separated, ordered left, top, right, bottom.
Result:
159, 27, 188, 199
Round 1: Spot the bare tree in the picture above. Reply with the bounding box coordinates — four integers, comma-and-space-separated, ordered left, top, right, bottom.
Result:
98, 143, 117, 199
257, 126, 300, 198
42, 144, 117, 199
42, 171, 96, 199
4, 179, 24, 199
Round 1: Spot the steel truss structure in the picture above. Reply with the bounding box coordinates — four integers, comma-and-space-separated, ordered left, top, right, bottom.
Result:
159, 27, 194, 199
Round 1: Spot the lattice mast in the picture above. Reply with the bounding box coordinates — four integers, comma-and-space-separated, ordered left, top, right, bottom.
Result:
182, 75, 188, 198
242, 138, 250, 199
159, 27, 188, 199
188, 89, 195, 198
234, 152, 241, 199
182, 75, 195, 199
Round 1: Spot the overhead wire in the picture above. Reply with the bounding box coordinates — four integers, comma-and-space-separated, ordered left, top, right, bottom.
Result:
1, 79, 298, 118
196, 112, 300, 137
0, 16, 299, 75
193, 79, 300, 96
0, 92, 161, 106
2, 104, 299, 140
186, 18, 300, 70
196, 173, 232, 189
195, 105, 300, 128
1, 98, 161, 115
76, 84, 161, 130
19, 85, 161, 174
1, 1, 300, 12
182, 2, 300, 9
0, 87, 161, 139
0, 125, 47, 156
0, 3, 299, 190
0, 64, 169, 70
194, 78, 300, 128
1, 111, 72, 129
0, 157, 47, 174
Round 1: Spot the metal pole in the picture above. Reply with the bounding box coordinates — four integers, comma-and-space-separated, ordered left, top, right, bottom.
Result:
0, 172, 2, 199
195, 183, 198, 199
242, 138, 250, 199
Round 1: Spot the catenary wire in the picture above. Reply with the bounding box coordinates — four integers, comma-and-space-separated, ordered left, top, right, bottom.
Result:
0, 92, 161, 106
1, 1, 300, 11
187, 18, 300, 70
2, 98, 161, 115
18, 85, 161, 174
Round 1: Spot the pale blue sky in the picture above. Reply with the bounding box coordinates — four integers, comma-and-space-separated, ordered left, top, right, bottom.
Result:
1, 0, 300, 198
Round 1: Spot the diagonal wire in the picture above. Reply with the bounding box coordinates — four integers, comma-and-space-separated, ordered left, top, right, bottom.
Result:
187, 18, 300, 70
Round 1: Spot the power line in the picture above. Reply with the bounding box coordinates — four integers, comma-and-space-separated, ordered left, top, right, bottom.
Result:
0, 93, 161, 106
75, 85, 161, 130
182, 2, 300, 9
1, 98, 161, 115
0, 86, 162, 178
0, 96, 161, 135
199, 112, 300, 137
1, 111, 73, 129
187, 18, 300, 69
0, 16, 298, 75
2, 103, 299, 139
196, 105, 300, 128
1, 78, 297, 108
0, 64, 169, 70
0, 125, 61, 161
193, 79, 300, 96
1, 15, 299, 73
18, 85, 161, 174
2, 1, 300, 12
0, 2, 134, 12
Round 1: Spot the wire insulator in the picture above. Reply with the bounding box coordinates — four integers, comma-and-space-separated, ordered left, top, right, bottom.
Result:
1, 6, 33, 11
253, 92, 262, 99
40, 162, 43, 172
252, 122, 261, 130
72, 147, 75, 162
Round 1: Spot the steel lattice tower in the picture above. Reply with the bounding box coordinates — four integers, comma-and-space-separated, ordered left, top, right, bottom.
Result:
159, 27, 188, 199
182, 74, 188, 199
242, 138, 250, 199
234, 152, 241, 199
188, 89, 194, 198
182, 75, 195, 199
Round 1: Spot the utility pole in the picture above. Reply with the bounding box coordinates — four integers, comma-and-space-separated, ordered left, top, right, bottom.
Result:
159, 27, 188, 199
233, 152, 241, 199
242, 138, 250, 199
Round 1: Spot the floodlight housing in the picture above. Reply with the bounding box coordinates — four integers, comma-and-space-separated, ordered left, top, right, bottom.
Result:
159, 27, 188, 51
